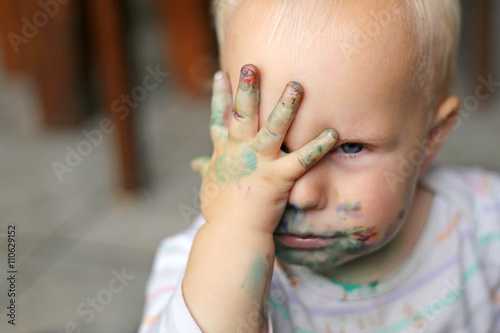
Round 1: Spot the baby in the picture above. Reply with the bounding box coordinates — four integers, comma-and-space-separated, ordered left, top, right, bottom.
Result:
139, 0, 500, 332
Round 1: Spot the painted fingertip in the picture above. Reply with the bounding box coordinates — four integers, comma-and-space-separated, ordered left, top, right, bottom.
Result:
286, 85, 300, 97
288, 81, 303, 95
321, 129, 337, 145
329, 129, 338, 142
214, 71, 225, 81
285, 82, 303, 107
240, 65, 258, 90
241, 65, 255, 78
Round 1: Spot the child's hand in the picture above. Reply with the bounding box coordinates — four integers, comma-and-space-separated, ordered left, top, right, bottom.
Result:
199, 64, 338, 235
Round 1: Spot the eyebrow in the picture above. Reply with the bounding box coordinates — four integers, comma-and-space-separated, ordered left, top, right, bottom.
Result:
337, 134, 396, 145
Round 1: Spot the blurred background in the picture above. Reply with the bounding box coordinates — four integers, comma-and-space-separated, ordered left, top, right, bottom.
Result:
0, 0, 499, 332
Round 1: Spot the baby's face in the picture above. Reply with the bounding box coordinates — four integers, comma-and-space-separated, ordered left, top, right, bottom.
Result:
221, 1, 433, 270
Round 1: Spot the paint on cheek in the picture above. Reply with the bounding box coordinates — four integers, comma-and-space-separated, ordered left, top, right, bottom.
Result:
351, 226, 377, 244
336, 201, 364, 219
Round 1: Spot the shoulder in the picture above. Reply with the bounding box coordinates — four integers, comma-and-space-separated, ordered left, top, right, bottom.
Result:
421, 164, 500, 217
421, 164, 500, 246
422, 164, 499, 193
422, 164, 500, 286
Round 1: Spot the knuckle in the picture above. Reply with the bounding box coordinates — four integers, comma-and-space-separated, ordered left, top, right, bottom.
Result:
210, 126, 226, 143
261, 125, 281, 141
273, 109, 290, 124
296, 153, 310, 170
233, 105, 249, 120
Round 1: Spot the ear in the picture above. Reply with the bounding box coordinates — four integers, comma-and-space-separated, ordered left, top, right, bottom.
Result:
419, 96, 460, 176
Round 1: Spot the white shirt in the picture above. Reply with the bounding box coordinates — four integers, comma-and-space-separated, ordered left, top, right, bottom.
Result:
138, 165, 500, 332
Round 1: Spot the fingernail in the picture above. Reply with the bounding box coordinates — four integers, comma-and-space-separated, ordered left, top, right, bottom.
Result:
214, 71, 225, 81
286, 85, 299, 97
240, 65, 257, 89
322, 129, 337, 145
286, 82, 303, 107
287, 82, 302, 96
329, 130, 338, 141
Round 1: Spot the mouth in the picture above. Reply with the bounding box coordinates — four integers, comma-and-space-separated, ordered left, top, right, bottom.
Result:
273, 233, 343, 249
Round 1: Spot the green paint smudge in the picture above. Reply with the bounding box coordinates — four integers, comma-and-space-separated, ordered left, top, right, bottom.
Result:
241, 150, 258, 177
242, 253, 268, 306
294, 328, 316, 333
213, 150, 258, 186
269, 295, 291, 321
330, 279, 379, 293
478, 232, 500, 244
214, 155, 229, 185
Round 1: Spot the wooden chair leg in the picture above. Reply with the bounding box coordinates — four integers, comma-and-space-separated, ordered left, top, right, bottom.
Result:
155, 0, 217, 97
471, 0, 493, 82
0, 0, 24, 73
0, 0, 84, 126
87, 0, 141, 191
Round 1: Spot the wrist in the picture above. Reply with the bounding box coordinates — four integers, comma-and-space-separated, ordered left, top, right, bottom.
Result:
199, 220, 276, 249
203, 216, 276, 240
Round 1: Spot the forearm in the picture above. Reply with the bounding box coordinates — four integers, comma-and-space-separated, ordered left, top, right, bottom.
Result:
183, 222, 275, 333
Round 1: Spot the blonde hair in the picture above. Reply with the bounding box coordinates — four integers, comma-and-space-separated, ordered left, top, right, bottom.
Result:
211, 0, 461, 109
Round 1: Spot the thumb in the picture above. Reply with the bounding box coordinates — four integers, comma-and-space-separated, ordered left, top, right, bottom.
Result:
190, 156, 211, 179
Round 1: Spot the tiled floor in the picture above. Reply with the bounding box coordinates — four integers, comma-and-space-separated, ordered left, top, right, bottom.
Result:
1, 3, 500, 333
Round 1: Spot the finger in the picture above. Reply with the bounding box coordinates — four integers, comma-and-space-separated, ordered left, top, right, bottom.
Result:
190, 156, 211, 179
210, 71, 232, 144
280, 129, 337, 180
228, 64, 260, 141
254, 81, 303, 156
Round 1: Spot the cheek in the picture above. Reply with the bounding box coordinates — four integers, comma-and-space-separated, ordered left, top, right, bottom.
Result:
337, 170, 416, 245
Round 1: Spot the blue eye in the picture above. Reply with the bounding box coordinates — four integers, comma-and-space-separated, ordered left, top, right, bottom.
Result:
337, 143, 364, 154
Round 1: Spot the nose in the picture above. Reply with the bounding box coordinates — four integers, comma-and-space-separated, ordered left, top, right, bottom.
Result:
288, 168, 326, 210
